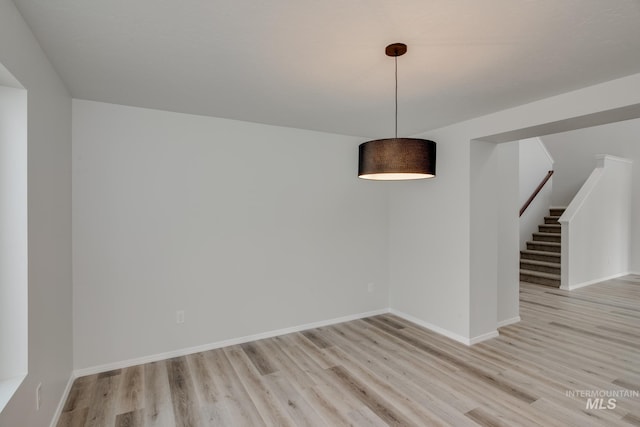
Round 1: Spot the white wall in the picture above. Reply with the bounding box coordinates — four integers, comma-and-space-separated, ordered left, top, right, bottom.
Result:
0, 0, 72, 425
542, 118, 640, 273
388, 131, 471, 339
389, 72, 640, 343
497, 141, 520, 326
560, 156, 632, 288
72, 100, 389, 370
469, 140, 498, 338
0, 86, 28, 385
519, 137, 554, 250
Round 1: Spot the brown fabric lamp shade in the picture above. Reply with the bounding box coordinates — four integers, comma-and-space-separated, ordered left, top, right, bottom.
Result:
358, 138, 436, 180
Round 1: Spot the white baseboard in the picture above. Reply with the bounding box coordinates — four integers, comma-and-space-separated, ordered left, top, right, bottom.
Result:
389, 309, 498, 346
469, 330, 500, 345
563, 271, 635, 290
72, 308, 389, 378
49, 373, 76, 427
497, 316, 521, 328
389, 309, 468, 344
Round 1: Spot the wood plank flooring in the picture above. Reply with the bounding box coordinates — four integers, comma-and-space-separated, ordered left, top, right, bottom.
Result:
58, 275, 640, 426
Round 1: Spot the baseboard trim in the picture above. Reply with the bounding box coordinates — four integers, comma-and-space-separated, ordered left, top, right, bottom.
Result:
389, 308, 493, 346
469, 330, 500, 345
497, 316, 521, 328
563, 271, 635, 290
73, 308, 389, 378
49, 373, 76, 427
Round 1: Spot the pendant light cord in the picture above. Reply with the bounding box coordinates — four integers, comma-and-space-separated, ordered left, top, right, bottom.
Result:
394, 55, 398, 139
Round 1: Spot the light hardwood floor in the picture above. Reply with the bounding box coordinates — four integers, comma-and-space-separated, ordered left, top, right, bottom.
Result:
58, 275, 640, 426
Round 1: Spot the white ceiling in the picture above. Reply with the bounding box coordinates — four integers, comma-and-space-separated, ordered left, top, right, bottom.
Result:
13, 0, 640, 138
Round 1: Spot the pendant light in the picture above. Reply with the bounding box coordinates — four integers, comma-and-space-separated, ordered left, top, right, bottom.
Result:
358, 43, 436, 180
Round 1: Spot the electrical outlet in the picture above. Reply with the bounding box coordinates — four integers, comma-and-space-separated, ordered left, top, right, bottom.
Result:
367, 283, 375, 292
176, 310, 185, 324
36, 383, 42, 410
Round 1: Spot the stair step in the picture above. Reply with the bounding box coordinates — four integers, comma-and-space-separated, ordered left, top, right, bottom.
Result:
526, 241, 561, 253
520, 249, 561, 263
532, 232, 561, 243
520, 259, 561, 275
544, 216, 561, 224
539, 224, 561, 233
520, 208, 563, 288
520, 269, 561, 288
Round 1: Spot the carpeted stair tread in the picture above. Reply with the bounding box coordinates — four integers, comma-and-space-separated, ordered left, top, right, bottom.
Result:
519, 269, 560, 279
532, 232, 562, 242
527, 240, 560, 246
544, 216, 561, 224
549, 207, 567, 217
527, 241, 561, 253
519, 269, 561, 287
520, 250, 561, 263
539, 224, 561, 233
520, 259, 561, 268
520, 259, 561, 274
520, 249, 561, 257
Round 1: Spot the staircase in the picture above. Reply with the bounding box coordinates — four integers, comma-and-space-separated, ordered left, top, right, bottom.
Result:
520, 207, 565, 287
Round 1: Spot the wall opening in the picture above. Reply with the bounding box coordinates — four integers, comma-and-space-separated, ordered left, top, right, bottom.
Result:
473, 103, 640, 332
